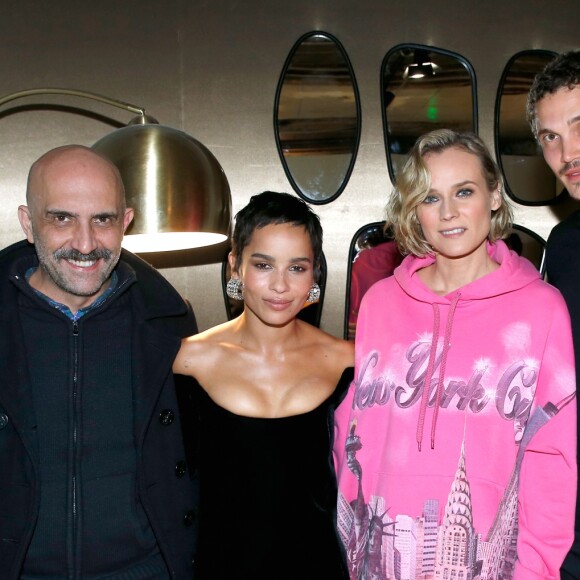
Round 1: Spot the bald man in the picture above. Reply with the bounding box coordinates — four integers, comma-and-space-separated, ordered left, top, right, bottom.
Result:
0, 146, 198, 579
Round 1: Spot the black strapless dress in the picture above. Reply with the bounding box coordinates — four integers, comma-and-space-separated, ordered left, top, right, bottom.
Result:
192, 367, 354, 579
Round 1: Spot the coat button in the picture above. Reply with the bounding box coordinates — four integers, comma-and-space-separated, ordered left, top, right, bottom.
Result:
0, 413, 7, 429
159, 409, 175, 426
183, 509, 196, 527
175, 461, 187, 478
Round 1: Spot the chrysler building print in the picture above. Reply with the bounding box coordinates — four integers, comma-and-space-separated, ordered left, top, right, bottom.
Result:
338, 400, 570, 580
339, 428, 484, 579
434, 439, 477, 580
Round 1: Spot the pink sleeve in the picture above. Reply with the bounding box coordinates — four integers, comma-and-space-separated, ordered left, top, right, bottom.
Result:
515, 300, 577, 578
333, 381, 355, 476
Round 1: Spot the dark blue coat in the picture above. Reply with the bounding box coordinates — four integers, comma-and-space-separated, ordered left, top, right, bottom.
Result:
0, 241, 199, 579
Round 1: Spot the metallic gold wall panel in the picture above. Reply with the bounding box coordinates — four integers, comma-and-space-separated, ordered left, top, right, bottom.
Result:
0, 0, 575, 335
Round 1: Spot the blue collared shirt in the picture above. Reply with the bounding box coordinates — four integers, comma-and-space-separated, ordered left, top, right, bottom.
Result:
25, 268, 119, 322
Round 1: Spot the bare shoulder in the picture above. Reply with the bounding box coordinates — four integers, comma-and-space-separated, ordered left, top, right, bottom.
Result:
173, 320, 237, 377
298, 321, 354, 372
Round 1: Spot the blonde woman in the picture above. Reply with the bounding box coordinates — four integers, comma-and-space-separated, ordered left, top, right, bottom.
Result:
334, 130, 576, 579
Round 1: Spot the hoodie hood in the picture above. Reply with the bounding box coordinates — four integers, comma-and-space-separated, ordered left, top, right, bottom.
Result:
394, 240, 541, 305
393, 240, 541, 450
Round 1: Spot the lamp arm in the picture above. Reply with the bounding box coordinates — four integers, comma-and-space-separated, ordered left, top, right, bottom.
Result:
0, 87, 146, 117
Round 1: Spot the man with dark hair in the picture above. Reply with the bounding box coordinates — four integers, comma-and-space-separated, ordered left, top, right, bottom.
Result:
0, 145, 198, 578
529, 50, 580, 579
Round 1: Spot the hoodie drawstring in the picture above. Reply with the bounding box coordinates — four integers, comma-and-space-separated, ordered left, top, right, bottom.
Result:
416, 293, 460, 451
416, 305, 440, 451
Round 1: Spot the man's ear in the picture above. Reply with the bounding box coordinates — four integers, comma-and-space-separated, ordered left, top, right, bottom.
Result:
18, 205, 35, 243
123, 207, 135, 233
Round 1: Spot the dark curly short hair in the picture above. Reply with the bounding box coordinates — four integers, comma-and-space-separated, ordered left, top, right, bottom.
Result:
528, 51, 580, 138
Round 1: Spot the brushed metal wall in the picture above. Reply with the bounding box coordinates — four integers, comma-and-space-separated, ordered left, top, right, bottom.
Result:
0, 0, 577, 335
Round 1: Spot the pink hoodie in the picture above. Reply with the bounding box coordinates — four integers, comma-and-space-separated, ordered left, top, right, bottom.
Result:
334, 241, 576, 580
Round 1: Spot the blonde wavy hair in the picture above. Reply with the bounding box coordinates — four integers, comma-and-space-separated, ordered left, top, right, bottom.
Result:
386, 129, 513, 257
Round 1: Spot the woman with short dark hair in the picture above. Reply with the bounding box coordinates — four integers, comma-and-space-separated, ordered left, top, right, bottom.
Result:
175, 191, 353, 579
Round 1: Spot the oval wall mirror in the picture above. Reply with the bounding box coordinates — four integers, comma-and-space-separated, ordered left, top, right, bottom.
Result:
495, 50, 560, 205
274, 31, 361, 204
222, 251, 327, 327
382, 44, 477, 182
344, 222, 403, 340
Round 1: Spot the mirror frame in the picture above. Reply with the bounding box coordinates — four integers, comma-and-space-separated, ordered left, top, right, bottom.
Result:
221, 249, 328, 327
343, 221, 402, 340
509, 223, 547, 276
494, 49, 560, 206
381, 43, 478, 184
273, 30, 362, 205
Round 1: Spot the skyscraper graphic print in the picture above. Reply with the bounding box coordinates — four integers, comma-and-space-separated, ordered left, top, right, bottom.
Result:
338, 396, 571, 579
